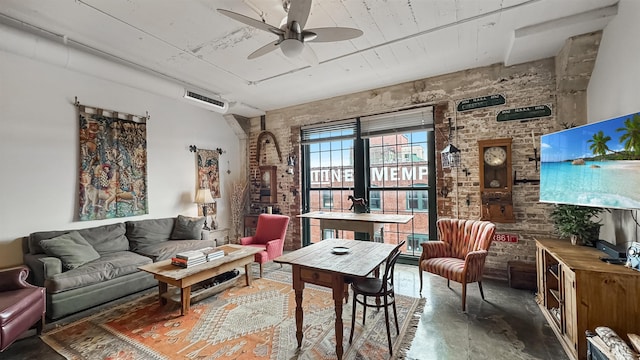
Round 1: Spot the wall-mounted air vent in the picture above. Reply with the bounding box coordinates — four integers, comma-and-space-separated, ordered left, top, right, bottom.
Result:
184, 89, 229, 113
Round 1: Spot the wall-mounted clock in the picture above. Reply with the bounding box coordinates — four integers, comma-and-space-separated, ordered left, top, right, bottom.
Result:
483, 146, 507, 167
478, 138, 515, 223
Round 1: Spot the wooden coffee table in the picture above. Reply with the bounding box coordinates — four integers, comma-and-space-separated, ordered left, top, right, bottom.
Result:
138, 244, 261, 315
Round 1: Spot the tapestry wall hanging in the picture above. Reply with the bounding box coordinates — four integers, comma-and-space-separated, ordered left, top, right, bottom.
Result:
78, 104, 148, 220
196, 149, 220, 216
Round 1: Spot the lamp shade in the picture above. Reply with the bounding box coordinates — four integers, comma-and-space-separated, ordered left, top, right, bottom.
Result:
194, 188, 216, 204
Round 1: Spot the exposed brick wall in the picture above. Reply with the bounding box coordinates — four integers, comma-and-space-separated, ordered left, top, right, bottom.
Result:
243, 33, 599, 279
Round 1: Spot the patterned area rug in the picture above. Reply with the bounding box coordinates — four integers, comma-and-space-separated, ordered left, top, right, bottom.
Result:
41, 269, 425, 360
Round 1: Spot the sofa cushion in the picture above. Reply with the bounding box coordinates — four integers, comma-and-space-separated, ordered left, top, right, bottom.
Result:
43, 251, 152, 293
135, 239, 216, 262
28, 223, 129, 255
78, 223, 129, 254
170, 215, 205, 240
39, 231, 101, 270
126, 218, 175, 251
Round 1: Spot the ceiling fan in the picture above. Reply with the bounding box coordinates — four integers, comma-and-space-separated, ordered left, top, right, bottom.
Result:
217, 0, 363, 63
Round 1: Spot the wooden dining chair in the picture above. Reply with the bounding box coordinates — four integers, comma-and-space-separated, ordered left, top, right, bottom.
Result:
349, 241, 405, 356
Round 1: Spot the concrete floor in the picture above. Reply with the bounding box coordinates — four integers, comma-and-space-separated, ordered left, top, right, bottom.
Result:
2, 263, 567, 360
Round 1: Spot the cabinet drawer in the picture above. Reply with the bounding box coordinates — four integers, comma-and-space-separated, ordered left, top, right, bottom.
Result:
300, 268, 333, 287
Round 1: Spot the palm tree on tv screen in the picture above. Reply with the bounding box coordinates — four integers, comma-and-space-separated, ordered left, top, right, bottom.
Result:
616, 113, 640, 156
587, 130, 611, 158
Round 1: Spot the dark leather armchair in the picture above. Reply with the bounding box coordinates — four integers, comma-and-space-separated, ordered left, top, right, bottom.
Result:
0, 266, 46, 352
240, 214, 290, 278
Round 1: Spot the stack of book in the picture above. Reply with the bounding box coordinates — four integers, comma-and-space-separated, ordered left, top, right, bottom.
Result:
171, 247, 225, 268
171, 250, 206, 268
202, 248, 225, 261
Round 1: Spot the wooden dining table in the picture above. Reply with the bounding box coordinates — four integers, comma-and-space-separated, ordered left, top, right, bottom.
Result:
274, 238, 398, 360
298, 211, 414, 241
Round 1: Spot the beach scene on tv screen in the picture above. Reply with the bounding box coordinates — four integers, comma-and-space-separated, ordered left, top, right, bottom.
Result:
540, 112, 640, 209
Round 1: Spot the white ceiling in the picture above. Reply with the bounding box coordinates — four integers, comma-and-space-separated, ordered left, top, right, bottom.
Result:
0, 0, 619, 117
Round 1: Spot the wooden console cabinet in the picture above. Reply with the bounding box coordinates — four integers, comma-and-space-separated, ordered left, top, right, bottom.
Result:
244, 215, 259, 236
536, 238, 640, 360
209, 228, 229, 245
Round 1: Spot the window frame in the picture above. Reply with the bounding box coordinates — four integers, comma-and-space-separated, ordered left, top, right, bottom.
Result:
406, 184, 429, 211
322, 190, 334, 208
407, 233, 429, 251
323, 229, 335, 239
369, 188, 381, 210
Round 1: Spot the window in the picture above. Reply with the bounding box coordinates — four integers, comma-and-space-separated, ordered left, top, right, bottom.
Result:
301, 121, 357, 243
369, 189, 381, 210
407, 234, 428, 251
322, 191, 333, 208
406, 184, 428, 211
301, 108, 437, 253
323, 229, 335, 239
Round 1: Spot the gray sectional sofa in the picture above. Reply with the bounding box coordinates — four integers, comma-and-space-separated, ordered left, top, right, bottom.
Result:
22, 216, 217, 320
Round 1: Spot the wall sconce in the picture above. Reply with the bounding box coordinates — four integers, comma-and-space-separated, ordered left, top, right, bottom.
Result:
441, 118, 461, 168
439, 185, 450, 198
287, 155, 296, 174
529, 130, 540, 171
441, 144, 461, 169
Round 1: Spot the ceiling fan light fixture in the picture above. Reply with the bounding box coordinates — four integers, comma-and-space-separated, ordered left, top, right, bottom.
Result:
280, 38, 304, 57
219, 0, 362, 61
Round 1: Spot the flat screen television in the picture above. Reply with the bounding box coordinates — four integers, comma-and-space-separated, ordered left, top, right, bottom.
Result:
540, 111, 640, 209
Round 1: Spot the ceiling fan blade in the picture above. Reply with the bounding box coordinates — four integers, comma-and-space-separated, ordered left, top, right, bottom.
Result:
302, 30, 317, 42
287, 0, 312, 29
306, 27, 363, 42
300, 44, 319, 66
217, 9, 283, 36
248, 40, 281, 60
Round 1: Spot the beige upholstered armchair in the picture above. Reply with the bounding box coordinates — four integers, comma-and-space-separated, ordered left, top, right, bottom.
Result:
418, 218, 496, 311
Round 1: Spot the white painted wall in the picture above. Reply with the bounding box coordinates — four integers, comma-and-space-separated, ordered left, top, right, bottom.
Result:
587, 0, 640, 248
0, 36, 242, 268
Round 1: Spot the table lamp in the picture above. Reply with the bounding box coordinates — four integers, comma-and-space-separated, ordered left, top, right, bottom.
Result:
195, 188, 216, 230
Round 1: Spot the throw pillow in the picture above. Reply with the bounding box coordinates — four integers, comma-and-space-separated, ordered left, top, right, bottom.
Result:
170, 215, 205, 240
39, 231, 101, 270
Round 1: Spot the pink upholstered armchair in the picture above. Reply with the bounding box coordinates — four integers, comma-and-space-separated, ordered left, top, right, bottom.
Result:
419, 218, 496, 311
0, 266, 46, 352
240, 214, 290, 278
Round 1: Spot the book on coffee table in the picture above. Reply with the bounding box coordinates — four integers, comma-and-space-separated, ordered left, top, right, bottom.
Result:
172, 247, 225, 267
171, 257, 206, 268
202, 248, 225, 261
176, 249, 207, 260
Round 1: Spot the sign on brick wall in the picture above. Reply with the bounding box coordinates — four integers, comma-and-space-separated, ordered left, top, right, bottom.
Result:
493, 233, 519, 243
496, 105, 551, 122
457, 94, 506, 112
